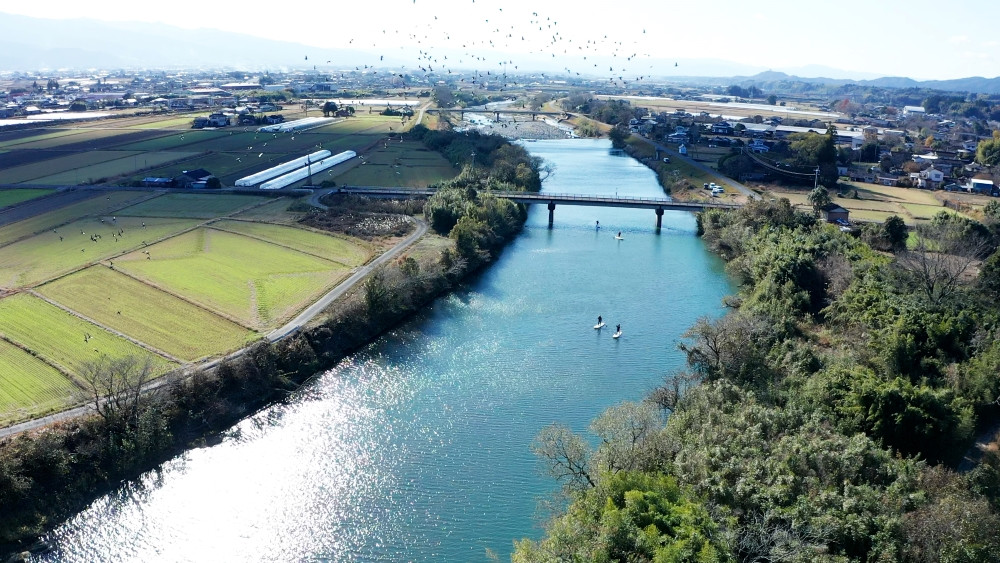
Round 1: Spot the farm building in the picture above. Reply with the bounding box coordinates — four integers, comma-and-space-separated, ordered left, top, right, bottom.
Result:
970, 178, 998, 195
174, 169, 215, 189
820, 203, 850, 224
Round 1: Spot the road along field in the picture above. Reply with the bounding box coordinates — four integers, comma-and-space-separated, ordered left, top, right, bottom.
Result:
0, 191, 372, 425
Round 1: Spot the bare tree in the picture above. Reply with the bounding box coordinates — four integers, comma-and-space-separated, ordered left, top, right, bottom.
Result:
531, 423, 595, 491
589, 401, 663, 474
80, 355, 155, 427
895, 222, 992, 305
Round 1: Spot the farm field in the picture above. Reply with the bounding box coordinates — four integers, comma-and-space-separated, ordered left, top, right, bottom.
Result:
38, 266, 258, 361
231, 197, 304, 223
118, 193, 269, 218
765, 184, 967, 226
212, 220, 370, 265
0, 293, 175, 376
0, 339, 80, 425
0, 190, 151, 246
0, 215, 201, 288
0, 189, 53, 208
29, 151, 197, 185
0, 128, 89, 150
116, 228, 352, 327
335, 141, 457, 187
0, 150, 142, 184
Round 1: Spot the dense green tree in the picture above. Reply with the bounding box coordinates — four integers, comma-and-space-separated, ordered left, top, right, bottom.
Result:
513, 471, 731, 563
608, 123, 629, 149
807, 186, 831, 214
976, 131, 1000, 168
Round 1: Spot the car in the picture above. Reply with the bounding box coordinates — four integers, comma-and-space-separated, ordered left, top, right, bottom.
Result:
834, 218, 850, 227
662, 157, 670, 163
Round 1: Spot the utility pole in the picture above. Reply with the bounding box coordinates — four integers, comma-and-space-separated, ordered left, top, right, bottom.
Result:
814, 166, 820, 190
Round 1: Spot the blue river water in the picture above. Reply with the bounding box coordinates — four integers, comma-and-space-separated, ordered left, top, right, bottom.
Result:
36, 139, 733, 562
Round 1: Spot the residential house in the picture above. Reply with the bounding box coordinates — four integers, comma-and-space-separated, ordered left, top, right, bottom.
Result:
711, 122, 733, 135
912, 166, 945, 189
902, 106, 926, 117
876, 174, 900, 187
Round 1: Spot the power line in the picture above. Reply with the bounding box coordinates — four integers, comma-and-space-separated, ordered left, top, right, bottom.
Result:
740, 147, 817, 178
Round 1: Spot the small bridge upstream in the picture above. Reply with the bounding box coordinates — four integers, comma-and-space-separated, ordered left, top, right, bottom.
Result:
335, 186, 742, 231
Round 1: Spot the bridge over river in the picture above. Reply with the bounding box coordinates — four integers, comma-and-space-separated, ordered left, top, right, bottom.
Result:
335, 186, 742, 230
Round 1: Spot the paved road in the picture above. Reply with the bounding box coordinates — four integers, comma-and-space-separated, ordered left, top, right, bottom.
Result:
0, 216, 429, 438
636, 135, 761, 201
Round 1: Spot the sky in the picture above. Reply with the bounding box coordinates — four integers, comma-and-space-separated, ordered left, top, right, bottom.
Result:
2, 0, 999, 81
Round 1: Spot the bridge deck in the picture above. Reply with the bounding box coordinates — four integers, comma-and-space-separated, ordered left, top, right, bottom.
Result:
336, 186, 742, 212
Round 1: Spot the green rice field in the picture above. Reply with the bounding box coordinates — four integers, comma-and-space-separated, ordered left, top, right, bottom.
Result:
0, 189, 54, 208
231, 198, 304, 223
29, 151, 198, 185
212, 220, 370, 265
335, 141, 457, 187
0, 293, 175, 376
0, 191, 152, 246
116, 228, 350, 327
0, 216, 201, 288
38, 266, 258, 361
0, 339, 80, 425
1, 150, 142, 184
117, 193, 269, 218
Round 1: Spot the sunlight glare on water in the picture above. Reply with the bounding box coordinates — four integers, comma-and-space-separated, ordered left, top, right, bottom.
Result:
37, 139, 732, 562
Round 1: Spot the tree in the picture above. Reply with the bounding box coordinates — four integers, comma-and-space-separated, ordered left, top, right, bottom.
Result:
80, 355, 155, 428
204, 177, 221, 189
322, 101, 338, 117
432, 85, 455, 107
896, 218, 992, 304
766, 94, 777, 105
977, 131, 1000, 168
69, 100, 87, 112
808, 186, 832, 215
607, 123, 628, 149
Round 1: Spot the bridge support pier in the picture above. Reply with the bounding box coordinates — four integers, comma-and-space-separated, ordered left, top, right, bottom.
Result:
655, 207, 664, 232
547, 201, 556, 227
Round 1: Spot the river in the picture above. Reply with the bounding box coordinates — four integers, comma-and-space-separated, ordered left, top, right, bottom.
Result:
35, 139, 733, 562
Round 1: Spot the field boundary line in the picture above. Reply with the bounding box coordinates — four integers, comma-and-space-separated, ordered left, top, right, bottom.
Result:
0, 333, 86, 391
0, 217, 427, 437
28, 290, 184, 365
205, 224, 358, 267
21, 215, 213, 290
0, 191, 162, 251
104, 266, 258, 331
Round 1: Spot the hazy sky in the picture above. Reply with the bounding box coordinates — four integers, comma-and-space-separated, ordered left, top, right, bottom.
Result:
3, 0, 999, 80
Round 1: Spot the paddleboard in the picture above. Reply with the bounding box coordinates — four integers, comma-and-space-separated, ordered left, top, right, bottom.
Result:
614, 236, 624, 240
594, 322, 605, 329
612, 331, 622, 339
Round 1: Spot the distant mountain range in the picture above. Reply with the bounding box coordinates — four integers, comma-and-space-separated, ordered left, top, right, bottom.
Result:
2, 12, 1000, 94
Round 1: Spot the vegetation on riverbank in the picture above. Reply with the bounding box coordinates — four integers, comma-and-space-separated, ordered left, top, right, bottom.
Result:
0, 130, 543, 556
517, 201, 1000, 561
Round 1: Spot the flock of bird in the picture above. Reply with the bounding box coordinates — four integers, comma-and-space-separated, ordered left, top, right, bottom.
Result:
302, 1, 676, 92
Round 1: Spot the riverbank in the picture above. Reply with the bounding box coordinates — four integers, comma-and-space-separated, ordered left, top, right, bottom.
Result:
0, 130, 543, 557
